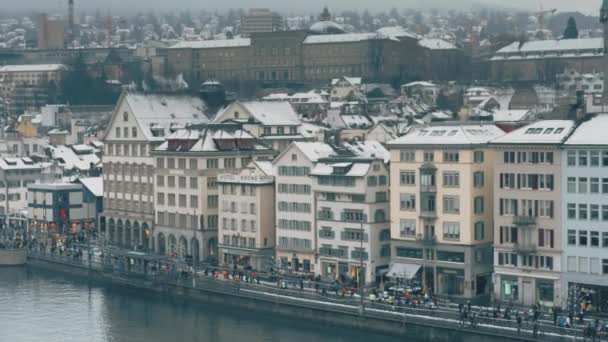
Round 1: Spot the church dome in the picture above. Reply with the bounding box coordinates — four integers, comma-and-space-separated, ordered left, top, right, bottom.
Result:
309, 20, 345, 35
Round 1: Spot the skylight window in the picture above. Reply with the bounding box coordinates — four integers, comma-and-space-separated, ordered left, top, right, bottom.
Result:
525, 128, 535, 134
533, 128, 543, 134
448, 130, 458, 136
554, 128, 564, 134
543, 128, 554, 134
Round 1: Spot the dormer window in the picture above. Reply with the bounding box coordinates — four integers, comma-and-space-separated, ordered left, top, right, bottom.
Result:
234, 111, 240, 118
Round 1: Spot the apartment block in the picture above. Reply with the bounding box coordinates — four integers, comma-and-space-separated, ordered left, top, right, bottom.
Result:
151, 125, 276, 263
491, 120, 575, 307
387, 124, 504, 299
561, 114, 608, 311
312, 141, 391, 285
218, 161, 275, 271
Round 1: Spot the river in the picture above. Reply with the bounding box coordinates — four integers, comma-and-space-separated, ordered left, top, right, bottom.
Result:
0, 267, 406, 342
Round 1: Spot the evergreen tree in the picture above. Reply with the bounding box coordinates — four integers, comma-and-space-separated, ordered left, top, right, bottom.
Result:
563, 17, 578, 39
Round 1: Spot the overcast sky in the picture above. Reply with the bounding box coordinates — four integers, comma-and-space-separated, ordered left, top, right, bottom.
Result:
4, 0, 603, 16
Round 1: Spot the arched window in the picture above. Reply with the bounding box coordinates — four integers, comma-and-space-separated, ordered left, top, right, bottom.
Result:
123, 112, 128, 121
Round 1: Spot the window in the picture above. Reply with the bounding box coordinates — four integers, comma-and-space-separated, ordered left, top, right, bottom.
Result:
568, 230, 576, 245
189, 159, 198, 170
473, 172, 484, 188
579, 230, 588, 246
603, 151, 608, 166
579, 150, 588, 166
206, 159, 218, 169
538, 228, 554, 248
474, 151, 484, 163
178, 158, 186, 169
179, 194, 187, 207
157, 192, 165, 205
423, 152, 434, 162
115, 127, 121, 138
400, 193, 416, 211
400, 150, 415, 161
167, 176, 175, 187
123, 111, 128, 121
603, 232, 608, 247
168, 194, 176, 206
395, 247, 423, 259
443, 152, 459, 162
443, 222, 460, 240
567, 203, 576, 219
567, 151, 576, 166
579, 177, 588, 193
208, 195, 218, 208
567, 177, 576, 193
603, 259, 608, 275
157, 158, 165, 168
443, 172, 459, 187
474, 221, 485, 240
591, 204, 600, 220
167, 158, 175, 168
378, 175, 387, 185
190, 195, 198, 208
132, 127, 137, 138
591, 151, 600, 166
399, 219, 416, 237
474, 196, 484, 214
156, 175, 164, 187
504, 151, 515, 163
591, 178, 600, 193
189, 177, 198, 189
443, 196, 460, 213
579, 204, 588, 220
400, 171, 415, 185
375, 192, 387, 202
178, 176, 186, 188
367, 176, 377, 186
224, 158, 236, 169
591, 231, 600, 247
291, 153, 298, 162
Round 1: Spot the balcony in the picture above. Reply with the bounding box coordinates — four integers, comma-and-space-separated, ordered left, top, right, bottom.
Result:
416, 234, 436, 246
420, 184, 437, 193
513, 216, 536, 226
514, 243, 537, 255
419, 211, 437, 219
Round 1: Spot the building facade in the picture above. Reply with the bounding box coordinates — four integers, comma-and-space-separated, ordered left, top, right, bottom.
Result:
101, 93, 209, 253
217, 161, 275, 271
388, 125, 504, 299
151, 125, 276, 263
491, 120, 575, 307
312, 152, 391, 285
241, 9, 282, 37
561, 114, 608, 312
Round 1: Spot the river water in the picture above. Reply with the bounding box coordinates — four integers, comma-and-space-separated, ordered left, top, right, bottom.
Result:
0, 267, 405, 342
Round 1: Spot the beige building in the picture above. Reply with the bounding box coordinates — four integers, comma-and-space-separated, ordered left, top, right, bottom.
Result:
490, 120, 575, 307
37, 14, 65, 49
387, 124, 505, 299
151, 125, 277, 263
101, 93, 209, 254
0, 64, 66, 115
241, 9, 282, 37
217, 160, 275, 271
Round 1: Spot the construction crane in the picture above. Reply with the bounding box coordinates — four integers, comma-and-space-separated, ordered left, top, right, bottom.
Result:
533, 3, 557, 33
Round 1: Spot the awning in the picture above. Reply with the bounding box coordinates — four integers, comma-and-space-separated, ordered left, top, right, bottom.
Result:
387, 263, 422, 279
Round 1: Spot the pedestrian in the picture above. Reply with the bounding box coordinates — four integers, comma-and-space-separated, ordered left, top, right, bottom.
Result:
459, 303, 464, 313
299, 279, 304, 290
533, 322, 539, 338
467, 300, 472, 313
341, 287, 346, 297
350, 288, 355, 297
315, 282, 320, 293
516, 313, 523, 334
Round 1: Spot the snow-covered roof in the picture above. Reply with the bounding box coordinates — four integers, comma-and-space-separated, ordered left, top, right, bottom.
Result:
491, 120, 575, 145
303, 32, 377, 44
0, 64, 66, 73
292, 142, 335, 162
490, 109, 532, 122
310, 162, 370, 177
388, 124, 505, 146
331, 76, 362, 86
564, 114, 608, 146
0, 157, 43, 170
492, 38, 603, 60
123, 93, 209, 141
344, 140, 390, 163
376, 26, 417, 40
79, 177, 103, 197
341, 114, 372, 128
156, 127, 272, 153
251, 160, 274, 176
418, 38, 457, 50
170, 38, 251, 49
217, 101, 300, 126
48, 145, 100, 171
403, 81, 437, 88
309, 21, 345, 34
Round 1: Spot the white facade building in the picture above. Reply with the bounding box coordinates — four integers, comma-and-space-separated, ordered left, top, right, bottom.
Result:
562, 114, 608, 312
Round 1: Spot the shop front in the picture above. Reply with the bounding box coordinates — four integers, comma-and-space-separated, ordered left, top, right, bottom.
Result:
437, 267, 464, 296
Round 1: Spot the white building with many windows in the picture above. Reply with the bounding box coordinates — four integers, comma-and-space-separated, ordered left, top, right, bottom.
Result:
491, 120, 575, 307
562, 114, 608, 312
